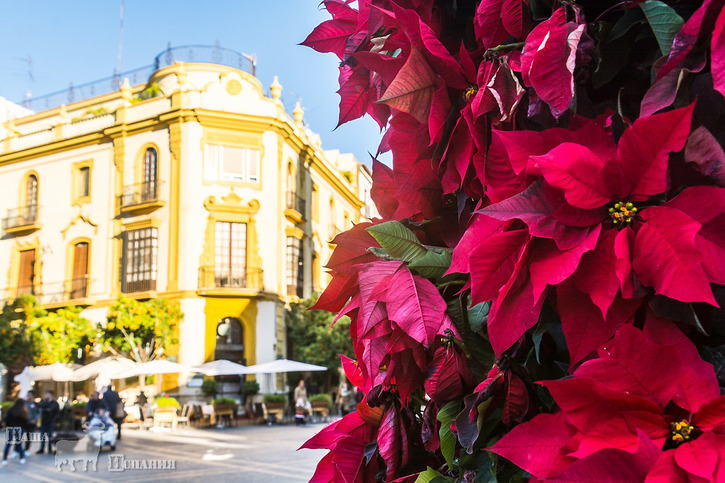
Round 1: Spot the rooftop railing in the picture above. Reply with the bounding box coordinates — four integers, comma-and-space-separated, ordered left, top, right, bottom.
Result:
16, 44, 256, 113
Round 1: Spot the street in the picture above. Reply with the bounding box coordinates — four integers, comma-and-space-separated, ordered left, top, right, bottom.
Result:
0, 422, 326, 482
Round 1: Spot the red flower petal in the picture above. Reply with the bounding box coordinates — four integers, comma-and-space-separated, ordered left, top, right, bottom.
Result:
634, 206, 715, 305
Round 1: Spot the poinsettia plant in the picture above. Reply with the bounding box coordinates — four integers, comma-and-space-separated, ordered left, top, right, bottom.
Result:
302, 0, 725, 481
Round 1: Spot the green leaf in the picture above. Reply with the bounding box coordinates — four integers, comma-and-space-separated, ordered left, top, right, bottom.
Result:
415, 467, 448, 483
366, 221, 427, 263
609, 8, 645, 41
438, 400, 461, 469
467, 301, 490, 334
639, 0, 683, 56
408, 247, 453, 280
367, 247, 398, 260
532, 303, 559, 363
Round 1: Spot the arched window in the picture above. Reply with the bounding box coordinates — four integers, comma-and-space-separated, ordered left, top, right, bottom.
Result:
214, 317, 245, 364
70, 241, 89, 299
142, 148, 158, 201
26, 174, 38, 219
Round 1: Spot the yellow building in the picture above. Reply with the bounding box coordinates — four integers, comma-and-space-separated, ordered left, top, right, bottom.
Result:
0, 46, 374, 394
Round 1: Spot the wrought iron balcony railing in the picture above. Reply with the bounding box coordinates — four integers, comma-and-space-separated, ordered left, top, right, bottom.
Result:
2, 205, 38, 230
285, 191, 306, 216
120, 180, 160, 207
1, 277, 91, 305
198, 266, 264, 291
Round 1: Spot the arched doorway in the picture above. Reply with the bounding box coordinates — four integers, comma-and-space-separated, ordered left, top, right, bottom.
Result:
214, 317, 245, 364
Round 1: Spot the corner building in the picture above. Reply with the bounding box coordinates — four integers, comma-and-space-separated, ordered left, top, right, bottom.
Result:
0, 46, 374, 393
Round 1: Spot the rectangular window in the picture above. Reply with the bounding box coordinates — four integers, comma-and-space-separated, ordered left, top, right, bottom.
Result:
78, 167, 90, 198
286, 237, 303, 297
123, 227, 158, 293
204, 144, 260, 183
221, 146, 245, 180
17, 249, 36, 296
215, 222, 247, 287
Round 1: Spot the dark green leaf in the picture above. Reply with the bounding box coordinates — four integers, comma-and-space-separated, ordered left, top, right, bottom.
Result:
367, 247, 397, 260
467, 301, 490, 334
639, 0, 684, 56
699, 345, 725, 393
532, 304, 559, 363
609, 8, 646, 41
408, 247, 453, 280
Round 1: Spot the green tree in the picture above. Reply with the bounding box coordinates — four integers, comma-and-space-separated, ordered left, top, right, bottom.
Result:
28, 304, 97, 364
98, 296, 182, 363
286, 294, 354, 391
0, 295, 36, 371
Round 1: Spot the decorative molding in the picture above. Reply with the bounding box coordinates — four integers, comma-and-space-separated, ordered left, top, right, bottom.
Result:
61, 213, 99, 239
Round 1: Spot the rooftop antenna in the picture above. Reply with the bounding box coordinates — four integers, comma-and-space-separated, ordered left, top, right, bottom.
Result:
116, 0, 124, 88
14, 55, 34, 103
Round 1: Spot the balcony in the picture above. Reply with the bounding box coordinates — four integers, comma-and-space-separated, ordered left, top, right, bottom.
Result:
198, 266, 264, 295
284, 191, 306, 224
1, 277, 93, 307
119, 180, 164, 214
2, 206, 41, 234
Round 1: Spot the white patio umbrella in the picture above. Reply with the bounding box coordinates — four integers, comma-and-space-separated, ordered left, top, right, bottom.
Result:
71, 356, 136, 381
113, 359, 191, 379
191, 359, 250, 376
71, 356, 137, 391
13, 367, 34, 399
244, 359, 327, 373
27, 362, 81, 382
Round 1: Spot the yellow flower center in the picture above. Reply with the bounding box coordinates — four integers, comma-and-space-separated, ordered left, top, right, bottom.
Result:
670, 420, 694, 444
464, 86, 478, 100
608, 201, 638, 225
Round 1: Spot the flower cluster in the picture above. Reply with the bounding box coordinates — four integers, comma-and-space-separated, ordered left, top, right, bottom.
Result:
303, 1, 725, 481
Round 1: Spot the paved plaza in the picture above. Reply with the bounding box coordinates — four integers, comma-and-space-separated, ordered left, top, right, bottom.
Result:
0, 421, 326, 482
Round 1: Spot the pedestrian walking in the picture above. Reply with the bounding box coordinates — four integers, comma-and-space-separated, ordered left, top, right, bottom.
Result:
36, 390, 60, 454
85, 392, 107, 421
23, 391, 39, 453
336, 382, 354, 416
102, 385, 125, 440
2, 399, 28, 466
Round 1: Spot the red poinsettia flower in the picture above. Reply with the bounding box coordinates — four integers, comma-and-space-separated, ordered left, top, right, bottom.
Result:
301, 411, 378, 482
489, 322, 725, 481
475, 103, 725, 358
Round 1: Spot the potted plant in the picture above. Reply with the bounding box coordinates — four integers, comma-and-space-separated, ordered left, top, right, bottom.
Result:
262, 393, 287, 410
242, 380, 259, 397
211, 396, 237, 411
154, 395, 181, 413
201, 379, 218, 399
309, 393, 332, 408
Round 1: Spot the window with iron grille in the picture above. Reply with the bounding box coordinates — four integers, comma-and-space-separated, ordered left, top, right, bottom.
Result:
123, 227, 158, 293
215, 222, 247, 287
286, 237, 303, 297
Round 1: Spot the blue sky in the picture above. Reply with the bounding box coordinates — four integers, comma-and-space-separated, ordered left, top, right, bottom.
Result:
0, 1, 386, 166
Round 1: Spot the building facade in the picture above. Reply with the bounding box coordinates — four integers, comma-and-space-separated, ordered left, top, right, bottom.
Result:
0, 46, 375, 393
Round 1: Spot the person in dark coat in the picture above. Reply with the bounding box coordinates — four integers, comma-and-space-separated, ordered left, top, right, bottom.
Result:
36, 390, 60, 454
23, 391, 40, 453
101, 385, 124, 440
86, 392, 107, 420
2, 399, 28, 466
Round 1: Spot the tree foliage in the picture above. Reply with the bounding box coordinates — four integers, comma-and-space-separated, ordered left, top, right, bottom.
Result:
98, 296, 182, 363
286, 294, 354, 387
28, 304, 96, 364
0, 295, 36, 371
